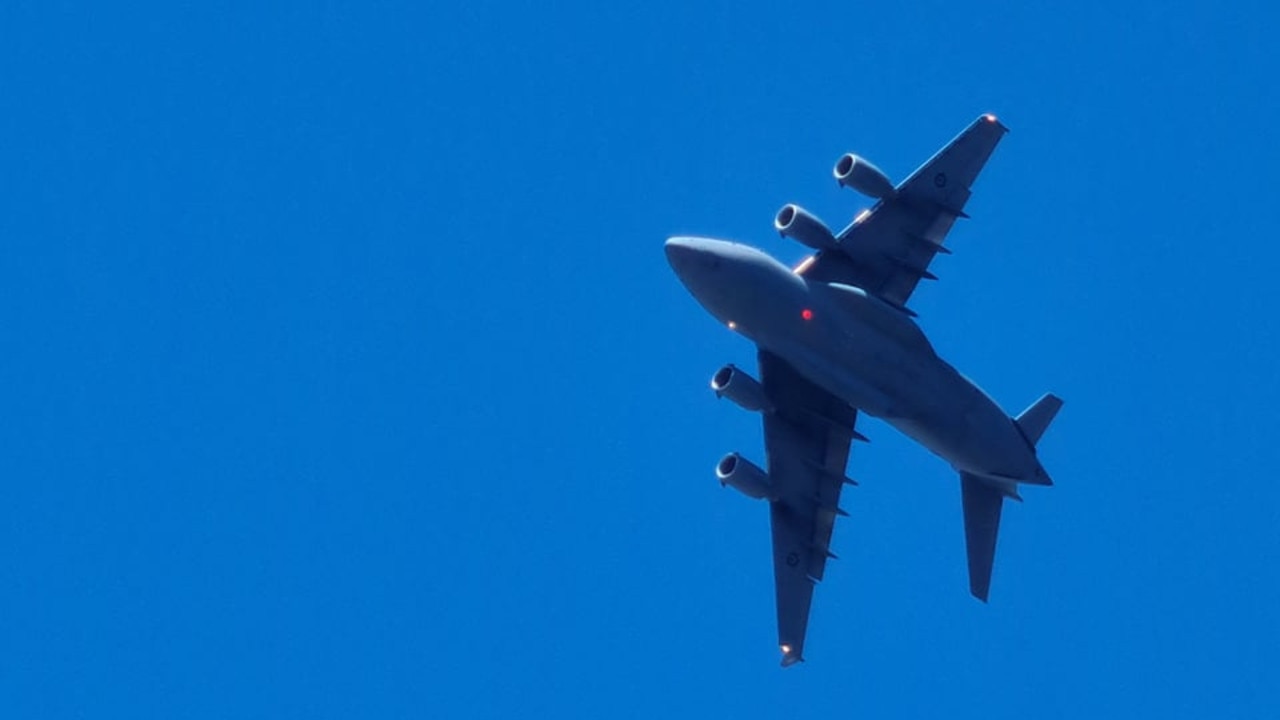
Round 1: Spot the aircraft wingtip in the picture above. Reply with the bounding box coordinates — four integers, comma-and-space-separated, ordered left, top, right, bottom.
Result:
779, 644, 804, 667
979, 113, 1010, 133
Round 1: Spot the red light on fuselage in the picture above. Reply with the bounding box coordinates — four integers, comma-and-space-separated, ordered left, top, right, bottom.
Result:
801, 308, 813, 321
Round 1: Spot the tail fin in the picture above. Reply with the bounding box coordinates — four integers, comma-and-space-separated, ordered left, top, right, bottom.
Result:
1015, 393, 1063, 446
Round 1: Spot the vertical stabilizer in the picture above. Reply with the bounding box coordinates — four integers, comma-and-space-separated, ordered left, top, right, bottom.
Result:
1014, 393, 1063, 447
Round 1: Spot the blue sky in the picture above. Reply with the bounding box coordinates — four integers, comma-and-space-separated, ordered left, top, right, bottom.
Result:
1, 1, 1277, 717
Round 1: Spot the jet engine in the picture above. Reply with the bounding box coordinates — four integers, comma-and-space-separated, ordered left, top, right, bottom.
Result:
774, 204, 838, 251
833, 154, 896, 199
716, 452, 776, 500
711, 364, 773, 413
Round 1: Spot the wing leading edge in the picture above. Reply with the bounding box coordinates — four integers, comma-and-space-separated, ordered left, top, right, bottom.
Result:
758, 350, 858, 666
800, 115, 1008, 310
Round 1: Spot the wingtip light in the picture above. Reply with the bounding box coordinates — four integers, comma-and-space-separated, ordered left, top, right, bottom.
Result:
780, 644, 803, 666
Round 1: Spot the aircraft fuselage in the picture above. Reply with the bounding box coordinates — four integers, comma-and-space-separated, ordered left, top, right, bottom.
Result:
666, 236, 1048, 483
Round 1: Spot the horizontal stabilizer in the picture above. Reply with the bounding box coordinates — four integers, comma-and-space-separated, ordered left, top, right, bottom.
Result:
960, 473, 1004, 602
1015, 393, 1063, 447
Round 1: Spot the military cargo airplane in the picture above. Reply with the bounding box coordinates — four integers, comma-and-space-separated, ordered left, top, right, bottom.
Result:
666, 115, 1061, 667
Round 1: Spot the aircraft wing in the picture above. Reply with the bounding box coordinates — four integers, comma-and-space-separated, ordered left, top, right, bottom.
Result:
758, 349, 858, 667
800, 115, 1008, 310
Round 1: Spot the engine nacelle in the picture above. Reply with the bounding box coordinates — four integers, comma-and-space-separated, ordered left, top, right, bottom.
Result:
710, 364, 774, 413
774, 204, 838, 251
833, 154, 896, 199
716, 452, 776, 500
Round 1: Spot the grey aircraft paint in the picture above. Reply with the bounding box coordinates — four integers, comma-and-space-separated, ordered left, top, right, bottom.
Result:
666, 237, 1049, 483
666, 115, 1062, 667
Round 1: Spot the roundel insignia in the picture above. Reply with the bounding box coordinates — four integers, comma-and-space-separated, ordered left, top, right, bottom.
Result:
934, 172, 948, 188
786, 552, 800, 567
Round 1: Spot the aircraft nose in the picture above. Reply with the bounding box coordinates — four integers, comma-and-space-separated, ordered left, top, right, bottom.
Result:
664, 236, 697, 274
664, 236, 722, 280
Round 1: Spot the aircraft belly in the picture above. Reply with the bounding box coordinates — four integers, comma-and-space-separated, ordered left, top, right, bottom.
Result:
762, 311, 929, 419
767, 341, 897, 417
812, 326, 1034, 477
886, 369, 1039, 478
758, 290, 1040, 479
879, 359, 988, 464
823, 313, 932, 418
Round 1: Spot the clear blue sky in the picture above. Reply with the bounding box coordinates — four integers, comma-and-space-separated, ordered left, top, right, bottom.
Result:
1, 2, 1277, 717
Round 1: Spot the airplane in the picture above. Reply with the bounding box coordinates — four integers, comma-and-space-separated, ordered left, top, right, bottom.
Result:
665, 115, 1062, 667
